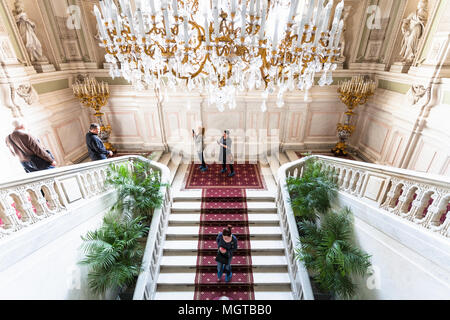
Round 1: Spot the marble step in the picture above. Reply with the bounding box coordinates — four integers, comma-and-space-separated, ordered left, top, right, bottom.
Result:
171, 202, 277, 213
165, 226, 282, 240
168, 160, 181, 184
278, 153, 290, 166
154, 289, 294, 300
286, 151, 299, 162
158, 152, 172, 167
163, 240, 286, 254
168, 214, 280, 226
267, 155, 280, 183
160, 255, 288, 270
157, 271, 291, 287
172, 190, 276, 202
151, 150, 164, 162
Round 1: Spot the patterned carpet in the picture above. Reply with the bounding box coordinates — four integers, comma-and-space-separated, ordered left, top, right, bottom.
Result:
183, 163, 266, 190
194, 188, 255, 300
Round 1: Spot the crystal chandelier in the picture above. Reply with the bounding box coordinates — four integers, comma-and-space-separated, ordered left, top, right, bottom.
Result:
95, 0, 345, 111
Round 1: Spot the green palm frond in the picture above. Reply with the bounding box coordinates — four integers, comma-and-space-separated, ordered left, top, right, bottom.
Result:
287, 159, 338, 222
105, 160, 167, 224
79, 211, 149, 295
296, 207, 372, 300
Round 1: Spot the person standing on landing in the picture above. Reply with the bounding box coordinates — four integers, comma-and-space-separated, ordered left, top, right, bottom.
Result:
216, 225, 238, 282
192, 126, 208, 172
86, 123, 113, 161
6, 119, 57, 173
217, 130, 235, 177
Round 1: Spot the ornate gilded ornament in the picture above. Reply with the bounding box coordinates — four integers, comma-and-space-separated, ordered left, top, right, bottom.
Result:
72, 76, 115, 152
332, 75, 376, 157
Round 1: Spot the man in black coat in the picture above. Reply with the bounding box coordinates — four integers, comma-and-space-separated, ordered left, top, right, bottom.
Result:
86, 123, 113, 161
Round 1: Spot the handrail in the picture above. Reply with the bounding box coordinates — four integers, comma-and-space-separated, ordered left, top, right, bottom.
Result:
277, 155, 450, 299
0, 156, 147, 239
314, 155, 450, 237
132, 158, 171, 300
277, 157, 315, 300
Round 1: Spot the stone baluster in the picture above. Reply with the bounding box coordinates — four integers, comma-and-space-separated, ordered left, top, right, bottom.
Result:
410, 190, 435, 224
343, 169, 353, 191
399, 186, 419, 218
356, 172, 367, 197
43, 181, 65, 213
292, 167, 298, 179
381, 179, 395, 209
93, 171, 104, 192
341, 169, 349, 190
421, 193, 443, 228
0, 193, 24, 231
28, 185, 50, 218
84, 173, 95, 197
16, 187, 42, 224
392, 183, 409, 215
349, 171, 359, 194
406, 188, 426, 221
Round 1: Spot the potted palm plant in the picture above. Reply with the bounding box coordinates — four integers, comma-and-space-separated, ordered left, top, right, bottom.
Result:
79, 159, 167, 299
287, 158, 338, 223
79, 213, 149, 299
296, 207, 372, 300
106, 160, 166, 224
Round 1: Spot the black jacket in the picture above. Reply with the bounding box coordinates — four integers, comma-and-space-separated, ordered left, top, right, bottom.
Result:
216, 232, 238, 262
86, 132, 108, 161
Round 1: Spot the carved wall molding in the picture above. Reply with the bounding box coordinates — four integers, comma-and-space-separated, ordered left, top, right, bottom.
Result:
407, 84, 431, 105
14, 83, 37, 105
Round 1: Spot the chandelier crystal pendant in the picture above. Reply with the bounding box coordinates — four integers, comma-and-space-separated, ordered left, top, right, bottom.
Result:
95, 0, 345, 112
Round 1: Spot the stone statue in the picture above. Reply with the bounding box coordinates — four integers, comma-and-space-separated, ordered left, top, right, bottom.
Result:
337, 6, 352, 62
13, 0, 48, 63
399, 0, 428, 64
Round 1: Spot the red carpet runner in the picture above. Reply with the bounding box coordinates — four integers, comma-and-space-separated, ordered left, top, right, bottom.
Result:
194, 188, 255, 300
183, 163, 265, 190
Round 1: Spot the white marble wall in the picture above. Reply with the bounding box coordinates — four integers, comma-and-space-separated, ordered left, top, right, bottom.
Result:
0, 73, 93, 180
103, 85, 348, 161
351, 80, 450, 176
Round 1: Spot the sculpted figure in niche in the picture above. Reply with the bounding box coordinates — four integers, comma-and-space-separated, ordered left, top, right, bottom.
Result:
13, 0, 48, 63
337, 6, 352, 62
399, 0, 428, 64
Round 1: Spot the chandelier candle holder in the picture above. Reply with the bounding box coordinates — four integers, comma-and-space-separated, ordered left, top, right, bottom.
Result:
94, 0, 345, 112
73, 76, 115, 152
332, 75, 376, 157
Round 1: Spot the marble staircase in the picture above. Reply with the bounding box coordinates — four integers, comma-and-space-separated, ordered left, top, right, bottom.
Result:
152, 157, 294, 300
266, 151, 296, 185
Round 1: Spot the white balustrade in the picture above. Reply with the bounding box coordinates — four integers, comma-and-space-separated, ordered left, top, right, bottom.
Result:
277, 161, 315, 300
0, 155, 171, 300
320, 156, 449, 237
132, 159, 171, 300
278, 155, 450, 254
0, 157, 151, 239
277, 155, 450, 300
